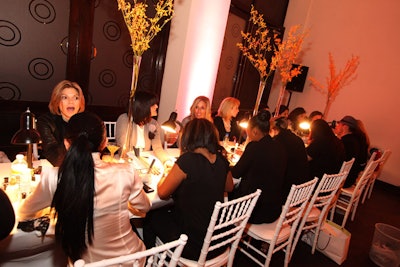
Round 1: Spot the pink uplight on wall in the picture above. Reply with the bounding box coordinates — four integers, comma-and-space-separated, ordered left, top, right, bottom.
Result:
176, 0, 231, 119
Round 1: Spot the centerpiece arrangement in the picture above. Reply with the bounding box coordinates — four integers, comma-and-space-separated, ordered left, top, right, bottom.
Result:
117, 0, 174, 157
237, 5, 307, 117
309, 52, 360, 118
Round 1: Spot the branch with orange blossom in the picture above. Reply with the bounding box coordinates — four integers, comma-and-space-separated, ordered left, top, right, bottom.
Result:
309, 52, 360, 117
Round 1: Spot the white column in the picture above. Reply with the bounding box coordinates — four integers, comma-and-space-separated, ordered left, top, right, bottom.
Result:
158, 0, 231, 123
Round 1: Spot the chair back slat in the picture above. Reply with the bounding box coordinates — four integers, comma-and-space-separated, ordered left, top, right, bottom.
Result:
362, 149, 392, 203
291, 172, 348, 256
334, 159, 380, 228
73, 234, 188, 267
197, 189, 261, 267
104, 121, 117, 142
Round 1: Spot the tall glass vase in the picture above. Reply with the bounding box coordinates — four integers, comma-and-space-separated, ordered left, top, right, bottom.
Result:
253, 79, 266, 116
274, 83, 286, 118
121, 55, 142, 159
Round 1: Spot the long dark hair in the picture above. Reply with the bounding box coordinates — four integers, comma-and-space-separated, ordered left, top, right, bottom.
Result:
51, 112, 106, 261
309, 119, 337, 142
131, 91, 159, 125
180, 118, 219, 154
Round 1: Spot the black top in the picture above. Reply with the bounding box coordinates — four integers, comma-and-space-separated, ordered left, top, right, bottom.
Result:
231, 135, 287, 224
213, 116, 242, 142
36, 112, 68, 166
307, 136, 345, 180
172, 152, 230, 260
274, 129, 309, 203
0, 189, 15, 240
341, 133, 368, 188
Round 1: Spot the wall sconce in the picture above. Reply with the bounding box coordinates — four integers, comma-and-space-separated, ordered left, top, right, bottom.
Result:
161, 112, 182, 133
11, 108, 41, 168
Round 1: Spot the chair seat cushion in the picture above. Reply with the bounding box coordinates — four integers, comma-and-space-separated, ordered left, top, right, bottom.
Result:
246, 219, 291, 244
178, 248, 229, 267
341, 186, 355, 195
307, 207, 321, 222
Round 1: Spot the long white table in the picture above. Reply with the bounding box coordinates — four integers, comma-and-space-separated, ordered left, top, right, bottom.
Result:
0, 149, 180, 266
0, 159, 67, 266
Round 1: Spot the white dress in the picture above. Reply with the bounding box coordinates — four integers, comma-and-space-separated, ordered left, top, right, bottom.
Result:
18, 153, 151, 264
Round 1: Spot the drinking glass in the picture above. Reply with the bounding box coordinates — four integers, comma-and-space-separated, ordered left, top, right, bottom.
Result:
107, 142, 120, 159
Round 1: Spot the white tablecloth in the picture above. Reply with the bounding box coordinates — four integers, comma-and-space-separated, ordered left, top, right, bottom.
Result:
0, 159, 67, 266
0, 149, 180, 266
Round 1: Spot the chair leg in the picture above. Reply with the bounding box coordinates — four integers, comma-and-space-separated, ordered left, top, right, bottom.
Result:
361, 185, 369, 204
341, 207, 351, 228
311, 225, 323, 254
351, 199, 361, 222
367, 180, 376, 199
329, 205, 335, 221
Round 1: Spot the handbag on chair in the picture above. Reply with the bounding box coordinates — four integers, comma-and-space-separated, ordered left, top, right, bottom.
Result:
301, 220, 351, 265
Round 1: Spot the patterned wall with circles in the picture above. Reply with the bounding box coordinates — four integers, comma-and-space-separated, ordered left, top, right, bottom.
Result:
0, 0, 69, 101
1, 0, 167, 107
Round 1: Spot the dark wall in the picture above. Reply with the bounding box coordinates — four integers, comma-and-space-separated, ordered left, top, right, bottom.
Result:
214, 0, 289, 114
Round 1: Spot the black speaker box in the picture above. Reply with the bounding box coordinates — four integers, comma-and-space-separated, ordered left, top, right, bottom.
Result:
285, 64, 309, 93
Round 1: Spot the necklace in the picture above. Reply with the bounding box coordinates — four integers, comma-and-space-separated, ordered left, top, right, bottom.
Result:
222, 118, 231, 132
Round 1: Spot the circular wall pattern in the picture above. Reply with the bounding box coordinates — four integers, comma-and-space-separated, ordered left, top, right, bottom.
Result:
0, 82, 21, 100
98, 69, 117, 88
0, 20, 22, 47
103, 21, 121, 41
123, 49, 134, 68
224, 56, 234, 70
28, 58, 54, 80
60, 36, 68, 55
29, 0, 56, 24
231, 23, 241, 38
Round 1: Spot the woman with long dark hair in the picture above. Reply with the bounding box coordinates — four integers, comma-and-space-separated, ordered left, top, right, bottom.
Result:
144, 118, 233, 260
19, 112, 151, 264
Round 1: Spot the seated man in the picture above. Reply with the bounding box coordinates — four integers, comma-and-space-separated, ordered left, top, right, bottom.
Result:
334, 116, 369, 188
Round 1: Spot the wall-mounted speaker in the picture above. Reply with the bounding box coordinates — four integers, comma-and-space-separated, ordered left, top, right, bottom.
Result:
285, 64, 309, 93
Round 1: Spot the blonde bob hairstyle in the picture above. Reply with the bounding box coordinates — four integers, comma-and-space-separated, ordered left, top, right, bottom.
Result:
189, 96, 212, 122
48, 80, 86, 115
217, 97, 240, 119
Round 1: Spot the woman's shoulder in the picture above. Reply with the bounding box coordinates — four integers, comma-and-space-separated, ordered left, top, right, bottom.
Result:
116, 113, 129, 127
37, 112, 59, 123
214, 116, 222, 122
181, 116, 191, 127
116, 113, 128, 121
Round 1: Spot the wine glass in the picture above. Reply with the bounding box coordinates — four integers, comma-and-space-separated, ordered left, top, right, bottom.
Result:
107, 142, 120, 160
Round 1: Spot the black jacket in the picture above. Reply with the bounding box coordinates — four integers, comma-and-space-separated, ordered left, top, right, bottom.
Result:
36, 112, 67, 166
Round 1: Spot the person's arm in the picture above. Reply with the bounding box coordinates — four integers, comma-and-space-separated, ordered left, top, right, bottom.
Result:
231, 141, 255, 179
116, 113, 129, 149
157, 163, 186, 200
150, 120, 173, 163
18, 166, 58, 221
36, 114, 66, 166
225, 171, 234, 192
128, 170, 151, 213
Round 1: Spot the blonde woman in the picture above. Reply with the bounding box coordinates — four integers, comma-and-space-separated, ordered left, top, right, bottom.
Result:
214, 97, 241, 142
181, 96, 213, 128
37, 80, 85, 166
